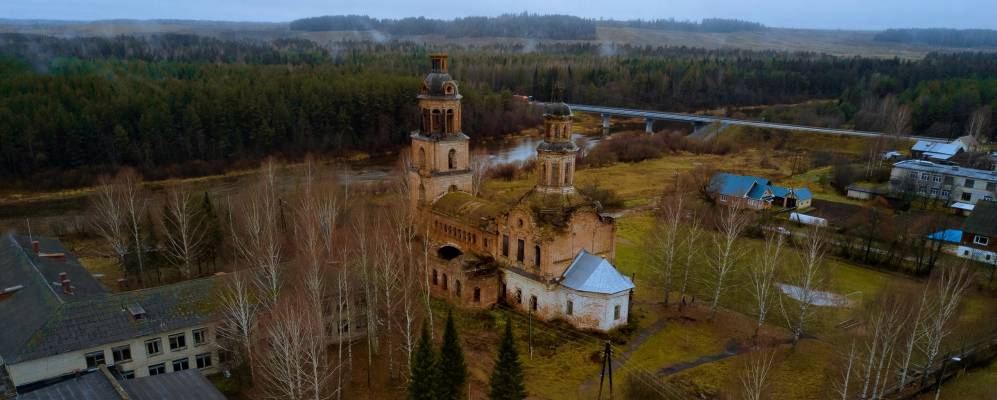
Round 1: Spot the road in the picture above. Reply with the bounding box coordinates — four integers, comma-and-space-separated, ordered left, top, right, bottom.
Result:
566, 103, 947, 143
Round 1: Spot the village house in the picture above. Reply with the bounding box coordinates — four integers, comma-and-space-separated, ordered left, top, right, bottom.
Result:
407, 54, 634, 332
0, 234, 224, 389
959, 200, 997, 265
910, 139, 966, 162
709, 172, 813, 210
889, 159, 997, 207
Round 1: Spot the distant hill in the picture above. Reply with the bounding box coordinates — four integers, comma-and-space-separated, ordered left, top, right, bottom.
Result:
875, 28, 997, 48
289, 13, 598, 40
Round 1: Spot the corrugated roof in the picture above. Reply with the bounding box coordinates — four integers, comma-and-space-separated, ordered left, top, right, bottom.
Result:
0, 234, 218, 365
559, 250, 634, 295
121, 370, 226, 400
912, 140, 963, 156
17, 372, 120, 400
963, 201, 997, 237
711, 173, 770, 199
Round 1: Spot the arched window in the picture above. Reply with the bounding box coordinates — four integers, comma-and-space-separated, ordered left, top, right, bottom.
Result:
422, 109, 431, 132
530, 295, 538, 311
432, 269, 438, 285
418, 184, 426, 203
448, 149, 457, 169
432, 109, 442, 133
551, 162, 561, 187
473, 287, 481, 302
534, 245, 541, 267
446, 109, 455, 133
539, 163, 547, 185
454, 280, 462, 297
442, 274, 448, 290
417, 147, 426, 169
565, 162, 572, 185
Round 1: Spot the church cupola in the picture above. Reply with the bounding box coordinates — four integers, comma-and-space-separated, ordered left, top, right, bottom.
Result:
535, 91, 578, 194
417, 54, 462, 138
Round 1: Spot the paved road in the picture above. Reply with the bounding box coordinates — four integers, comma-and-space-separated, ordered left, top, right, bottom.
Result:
566, 103, 946, 143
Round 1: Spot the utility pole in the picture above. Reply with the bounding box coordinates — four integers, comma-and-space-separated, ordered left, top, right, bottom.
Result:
597, 341, 614, 400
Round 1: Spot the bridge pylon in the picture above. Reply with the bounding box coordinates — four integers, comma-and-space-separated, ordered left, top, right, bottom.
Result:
644, 118, 655, 134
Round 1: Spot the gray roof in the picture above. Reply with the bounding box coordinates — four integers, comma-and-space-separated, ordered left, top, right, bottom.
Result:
893, 160, 997, 182
544, 102, 572, 117
18, 369, 225, 400
963, 200, 997, 237
559, 250, 634, 295
912, 140, 963, 158
421, 72, 460, 98
17, 371, 119, 400
121, 370, 226, 400
0, 234, 218, 365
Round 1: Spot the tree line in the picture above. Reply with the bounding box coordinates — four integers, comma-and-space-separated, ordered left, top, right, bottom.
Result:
875, 28, 997, 48
289, 13, 597, 40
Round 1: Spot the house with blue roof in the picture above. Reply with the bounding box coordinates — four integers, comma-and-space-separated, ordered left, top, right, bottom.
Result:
710, 173, 813, 210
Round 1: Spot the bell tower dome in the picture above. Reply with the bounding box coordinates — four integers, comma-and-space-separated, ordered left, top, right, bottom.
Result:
407, 54, 473, 210
535, 94, 578, 194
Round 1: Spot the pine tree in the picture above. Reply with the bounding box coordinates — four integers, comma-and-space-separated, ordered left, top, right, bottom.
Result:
489, 317, 526, 400
408, 321, 438, 400
438, 310, 468, 400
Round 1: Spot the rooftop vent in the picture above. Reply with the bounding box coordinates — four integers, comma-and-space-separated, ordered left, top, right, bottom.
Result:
127, 304, 147, 320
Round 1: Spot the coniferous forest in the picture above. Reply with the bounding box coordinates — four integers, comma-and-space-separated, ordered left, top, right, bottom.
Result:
1, 33, 996, 188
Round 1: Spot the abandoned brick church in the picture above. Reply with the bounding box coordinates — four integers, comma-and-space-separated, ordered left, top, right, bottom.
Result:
407, 54, 634, 331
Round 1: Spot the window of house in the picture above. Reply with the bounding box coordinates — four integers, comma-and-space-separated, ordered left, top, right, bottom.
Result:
112, 345, 132, 363
964, 250, 970, 256
974, 235, 990, 246
566, 300, 573, 316
168, 333, 186, 351
192, 328, 207, 346
473, 287, 481, 302
932, 175, 942, 183
942, 190, 950, 198
614, 305, 621, 320
920, 173, 929, 181
515, 289, 522, 304
931, 188, 940, 196
196, 353, 213, 369
962, 192, 973, 202
517, 239, 525, 263
986, 195, 994, 201
534, 245, 541, 267
172, 357, 190, 371
988, 182, 996, 191
121, 370, 135, 379
148, 363, 166, 376
502, 235, 509, 257
965, 179, 975, 188
85, 351, 105, 369
145, 338, 162, 357
530, 295, 538, 312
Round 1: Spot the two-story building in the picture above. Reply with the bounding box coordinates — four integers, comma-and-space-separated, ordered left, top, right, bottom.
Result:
0, 234, 221, 390
889, 160, 997, 207
959, 200, 997, 265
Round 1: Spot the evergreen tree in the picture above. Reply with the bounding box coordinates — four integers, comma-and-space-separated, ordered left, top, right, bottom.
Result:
438, 310, 468, 400
408, 321, 438, 400
198, 191, 223, 274
489, 317, 526, 400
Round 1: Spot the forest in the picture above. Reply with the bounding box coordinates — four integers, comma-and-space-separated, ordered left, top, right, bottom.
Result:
875, 28, 997, 48
1, 33, 996, 188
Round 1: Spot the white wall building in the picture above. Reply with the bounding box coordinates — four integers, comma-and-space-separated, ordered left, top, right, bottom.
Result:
890, 160, 997, 205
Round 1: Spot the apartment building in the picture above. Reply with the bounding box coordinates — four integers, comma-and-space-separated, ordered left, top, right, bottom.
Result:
889, 160, 997, 206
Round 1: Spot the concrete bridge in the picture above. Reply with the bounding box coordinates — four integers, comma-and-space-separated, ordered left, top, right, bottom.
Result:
564, 103, 946, 143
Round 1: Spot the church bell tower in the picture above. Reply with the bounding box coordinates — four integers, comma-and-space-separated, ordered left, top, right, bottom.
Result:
408, 54, 473, 209
535, 96, 578, 194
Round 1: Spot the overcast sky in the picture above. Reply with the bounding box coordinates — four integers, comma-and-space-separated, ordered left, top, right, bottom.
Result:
2, 0, 995, 30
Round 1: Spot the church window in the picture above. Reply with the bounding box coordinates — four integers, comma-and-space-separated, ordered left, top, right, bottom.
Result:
518, 218, 523, 227
502, 235, 509, 257
432, 109, 443, 133
484, 238, 489, 248
417, 147, 426, 169
517, 239, 525, 263
432, 270, 438, 285
530, 296, 538, 312
565, 162, 572, 185
566, 300, 573, 315
614, 305, 621, 320
473, 287, 481, 302
534, 245, 541, 267
446, 109, 455, 133
515, 289, 522, 304
551, 163, 561, 186
448, 149, 457, 169
540, 163, 547, 185
454, 280, 462, 297
449, 184, 458, 192
422, 109, 430, 132
442, 274, 448, 290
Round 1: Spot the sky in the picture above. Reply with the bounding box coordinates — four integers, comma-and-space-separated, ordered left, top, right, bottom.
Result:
2, 0, 995, 30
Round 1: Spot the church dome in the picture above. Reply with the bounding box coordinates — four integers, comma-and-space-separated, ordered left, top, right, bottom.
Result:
544, 101, 572, 117
423, 73, 459, 97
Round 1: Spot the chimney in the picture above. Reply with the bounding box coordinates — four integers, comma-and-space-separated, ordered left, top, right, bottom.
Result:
32, 240, 40, 254
61, 279, 73, 295
58, 272, 68, 283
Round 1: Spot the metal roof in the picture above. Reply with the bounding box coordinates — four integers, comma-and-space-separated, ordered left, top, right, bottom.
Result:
559, 250, 634, 295
963, 200, 997, 237
712, 173, 811, 201
121, 370, 227, 400
893, 160, 997, 182
912, 140, 963, 156
17, 371, 120, 400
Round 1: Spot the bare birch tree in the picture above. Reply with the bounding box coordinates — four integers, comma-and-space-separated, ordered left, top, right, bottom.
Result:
707, 201, 752, 320
91, 174, 130, 276
216, 272, 258, 382
657, 194, 684, 306
919, 265, 973, 382
738, 350, 776, 400
161, 184, 205, 280
966, 106, 991, 145
833, 340, 860, 400
781, 225, 829, 345
858, 291, 909, 400
116, 169, 148, 286
679, 211, 702, 309
749, 232, 783, 338
230, 160, 284, 307
471, 149, 491, 196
